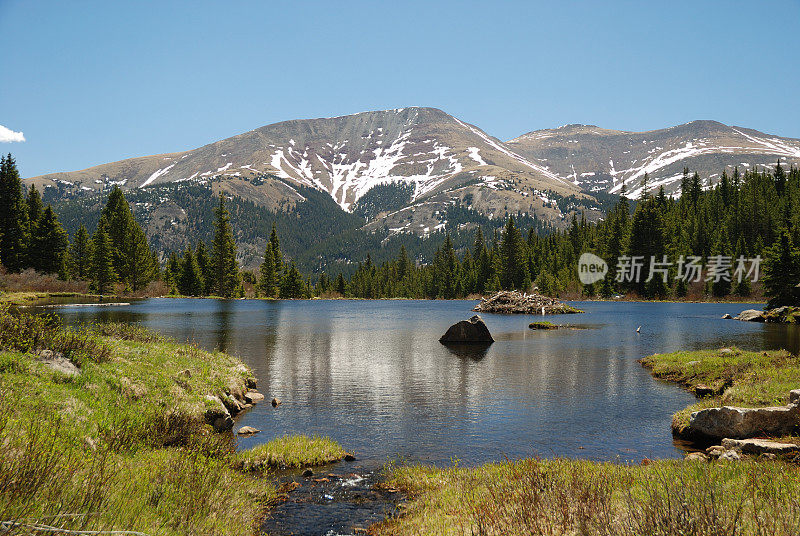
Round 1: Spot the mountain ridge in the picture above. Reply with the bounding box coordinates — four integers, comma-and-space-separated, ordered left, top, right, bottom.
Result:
507, 119, 800, 198
30, 107, 596, 238
27, 109, 800, 239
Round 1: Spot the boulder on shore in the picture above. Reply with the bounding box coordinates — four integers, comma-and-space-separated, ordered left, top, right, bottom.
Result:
763, 305, 800, 323
688, 397, 800, 440
473, 290, 583, 315
721, 438, 800, 456
203, 395, 234, 432
440, 315, 494, 344
735, 309, 765, 322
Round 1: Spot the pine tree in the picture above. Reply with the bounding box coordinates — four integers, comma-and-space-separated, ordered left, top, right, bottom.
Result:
164, 252, 180, 291
396, 245, 411, 281
68, 225, 92, 280
0, 154, 29, 271
733, 236, 752, 297
499, 216, 529, 290
472, 227, 491, 294
30, 205, 69, 275
211, 194, 240, 297
26, 185, 43, 227
279, 262, 305, 298
335, 273, 346, 296
269, 222, 282, 275
89, 225, 117, 294
434, 234, 459, 298
317, 272, 330, 295
98, 186, 157, 291
258, 244, 276, 297
762, 228, 800, 308
627, 198, 668, 298
177, 248, 203, 296
195, 242, 212, 295
709, 228, 732, 298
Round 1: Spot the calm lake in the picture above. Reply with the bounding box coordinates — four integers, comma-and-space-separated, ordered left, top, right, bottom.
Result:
51, 299, 800, 465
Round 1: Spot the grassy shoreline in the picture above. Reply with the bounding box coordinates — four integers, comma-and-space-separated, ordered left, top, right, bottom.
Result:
640, 347, 800, 439
0, 306, 347, 535
374, 458, 800, 535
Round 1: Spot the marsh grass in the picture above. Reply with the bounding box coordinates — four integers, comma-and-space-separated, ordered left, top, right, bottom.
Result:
236, 434, 349, 471
376, 459, 800, 536
0, 307, 282, 535
640, 347, 800, 434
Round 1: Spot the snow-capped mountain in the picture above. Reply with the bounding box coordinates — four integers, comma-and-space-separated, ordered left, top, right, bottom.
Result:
506, 120, 800, 198
31, 108, 590, 234
29, 112, 800, 239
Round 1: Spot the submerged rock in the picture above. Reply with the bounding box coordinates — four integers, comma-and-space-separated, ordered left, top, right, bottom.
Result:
473, 290, 583, 315
529, 321, 559, 330
439, 315, 494, 344
245, 390, 265, 404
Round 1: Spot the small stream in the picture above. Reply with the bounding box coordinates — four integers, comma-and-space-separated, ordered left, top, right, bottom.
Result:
261, 463, 402, 536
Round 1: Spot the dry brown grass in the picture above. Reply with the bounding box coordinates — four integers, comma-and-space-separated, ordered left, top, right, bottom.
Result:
376, 458, 800, 536
0, 267, 88, 294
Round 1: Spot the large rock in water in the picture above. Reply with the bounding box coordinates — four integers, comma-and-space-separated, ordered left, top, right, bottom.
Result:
688, 400, 800, 440
440, 315, 494, 344
735, 309, 765, 322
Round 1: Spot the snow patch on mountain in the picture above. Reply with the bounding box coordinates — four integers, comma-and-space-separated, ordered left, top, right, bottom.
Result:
141, 162, 176, 187
467, 147, 486, 165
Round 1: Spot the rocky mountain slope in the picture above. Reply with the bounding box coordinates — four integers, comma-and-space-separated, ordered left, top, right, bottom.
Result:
30, 108, 595, 235
507, 120, 800, 198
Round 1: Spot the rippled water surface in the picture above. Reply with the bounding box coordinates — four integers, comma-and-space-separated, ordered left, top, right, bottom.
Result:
53, 299, 800, 465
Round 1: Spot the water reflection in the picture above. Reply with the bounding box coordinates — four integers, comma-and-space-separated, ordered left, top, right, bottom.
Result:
441, 342, 492, 360
52, 299, 800, 466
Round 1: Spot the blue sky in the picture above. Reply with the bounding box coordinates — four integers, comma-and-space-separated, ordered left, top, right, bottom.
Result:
1, 0, 798, 178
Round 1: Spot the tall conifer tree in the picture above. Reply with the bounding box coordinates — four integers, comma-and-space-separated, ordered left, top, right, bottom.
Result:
211, 194, 239, 297
0, 154, 29, 271
89, 225, 117, 294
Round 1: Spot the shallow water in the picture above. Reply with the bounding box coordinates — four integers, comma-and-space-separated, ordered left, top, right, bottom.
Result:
51, 298, 800, 534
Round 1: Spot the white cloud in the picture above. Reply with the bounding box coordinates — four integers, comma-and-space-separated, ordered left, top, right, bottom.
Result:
0, 125, 25, 143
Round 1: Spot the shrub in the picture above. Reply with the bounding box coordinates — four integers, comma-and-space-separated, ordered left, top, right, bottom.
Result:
0, 305, 111, 364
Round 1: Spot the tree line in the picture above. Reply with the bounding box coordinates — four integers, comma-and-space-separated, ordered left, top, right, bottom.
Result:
2, 151, 799, 306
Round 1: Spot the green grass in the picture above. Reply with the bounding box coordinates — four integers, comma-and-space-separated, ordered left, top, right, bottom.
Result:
0, 307, 346, 535
0, 291, 51, 304
236, 434, 349, 471
0, 291, 115, 305
375, 458, 800, 536
640, 347, 800, 434
528, 321, 558, 330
